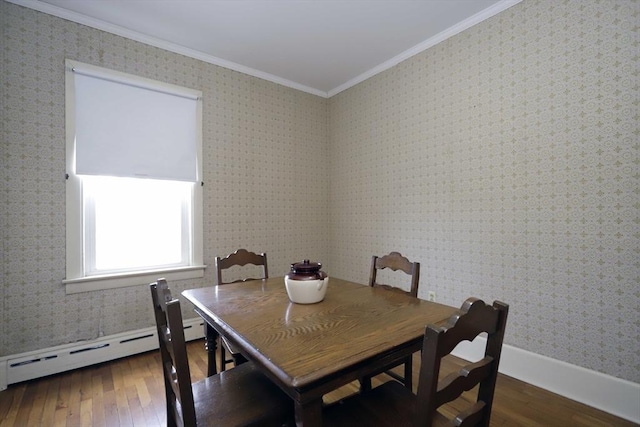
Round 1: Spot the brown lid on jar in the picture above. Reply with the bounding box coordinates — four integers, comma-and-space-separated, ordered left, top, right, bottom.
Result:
286, 259, 327, 280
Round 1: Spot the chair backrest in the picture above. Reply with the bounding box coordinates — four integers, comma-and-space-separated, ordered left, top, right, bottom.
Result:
215, 248, 268, 285
369, 251, 420, 297
150, 278, 197, 426
415, 298, 509, 427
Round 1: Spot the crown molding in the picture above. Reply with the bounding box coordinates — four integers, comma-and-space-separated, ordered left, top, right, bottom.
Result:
5, 0, 329, 98
327, 0, 523, 97
7, 0, 521, 99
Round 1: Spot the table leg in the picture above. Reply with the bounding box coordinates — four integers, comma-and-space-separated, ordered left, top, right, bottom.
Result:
295, 399, 323, 427
204, 323, 218, 376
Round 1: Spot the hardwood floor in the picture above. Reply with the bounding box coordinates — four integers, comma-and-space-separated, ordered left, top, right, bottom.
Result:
0, 340, 635, 426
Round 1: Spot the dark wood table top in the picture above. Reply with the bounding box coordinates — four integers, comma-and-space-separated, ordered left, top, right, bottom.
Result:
182, 277, 457, 390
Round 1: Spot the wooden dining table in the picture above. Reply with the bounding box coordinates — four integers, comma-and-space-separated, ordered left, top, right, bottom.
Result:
182, 276, 457, 427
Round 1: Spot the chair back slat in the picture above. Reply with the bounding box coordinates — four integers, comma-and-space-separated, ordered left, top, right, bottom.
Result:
454, 401, 486, 427
415, 298, 509, 427
437, 298, 501, 356
215, 249, 268, 285
369, 251, 420, 297
375, 252, 415, 274
436, 357, 493, 407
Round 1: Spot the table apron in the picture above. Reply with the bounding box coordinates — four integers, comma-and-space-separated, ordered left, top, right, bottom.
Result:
293, 339, 422, 403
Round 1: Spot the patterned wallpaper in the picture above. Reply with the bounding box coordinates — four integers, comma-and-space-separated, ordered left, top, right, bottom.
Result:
328, 0, 639, 383
1, 0, 638, 386
0, 1, 327, 355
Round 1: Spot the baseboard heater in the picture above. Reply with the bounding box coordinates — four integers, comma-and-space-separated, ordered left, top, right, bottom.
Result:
0, 317, 205, 391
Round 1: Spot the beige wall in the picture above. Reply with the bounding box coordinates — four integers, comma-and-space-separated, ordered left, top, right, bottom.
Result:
1, 0, 638, 386
328, 0, 639, 383
0, 1, 327, 356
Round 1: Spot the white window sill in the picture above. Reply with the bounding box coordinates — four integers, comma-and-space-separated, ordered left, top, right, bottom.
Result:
63, 265, 206, 294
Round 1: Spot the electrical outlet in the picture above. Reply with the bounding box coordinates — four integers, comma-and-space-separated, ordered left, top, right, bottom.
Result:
427, 291, 436, 302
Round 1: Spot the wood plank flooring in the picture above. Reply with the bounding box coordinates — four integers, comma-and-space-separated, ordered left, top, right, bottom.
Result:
0, 340, 635, 426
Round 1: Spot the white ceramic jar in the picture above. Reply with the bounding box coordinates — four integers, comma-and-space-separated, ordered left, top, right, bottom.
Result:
284, 259, 328, 304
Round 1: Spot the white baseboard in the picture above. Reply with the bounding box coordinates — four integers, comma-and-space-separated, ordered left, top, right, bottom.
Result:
452, 337, 640, 424
0, 317, 205, 391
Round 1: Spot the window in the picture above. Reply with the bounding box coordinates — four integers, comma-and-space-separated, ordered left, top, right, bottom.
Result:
64, 60, 204, 294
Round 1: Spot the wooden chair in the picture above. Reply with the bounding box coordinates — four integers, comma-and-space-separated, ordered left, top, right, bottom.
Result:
361, 251, 420, 391
369, 251, 420, 297
150, 279, 293, 427
215, 248, 268, 372
324, 298, 509, 427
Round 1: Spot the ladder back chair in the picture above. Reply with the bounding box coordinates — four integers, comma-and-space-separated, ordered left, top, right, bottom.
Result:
369, 251, 420, 297
361, 251, 421, 391
324, 297, 509, 427
150, 278, 293, 427
214, 249, 268, 373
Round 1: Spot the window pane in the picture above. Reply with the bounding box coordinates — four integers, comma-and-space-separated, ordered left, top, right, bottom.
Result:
83, 176, 191, 274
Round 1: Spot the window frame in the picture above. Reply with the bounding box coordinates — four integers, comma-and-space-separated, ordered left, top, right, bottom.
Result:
63, 60, 205, 294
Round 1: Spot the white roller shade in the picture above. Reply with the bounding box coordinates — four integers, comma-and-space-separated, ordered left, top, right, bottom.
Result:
73, 65, 200, 182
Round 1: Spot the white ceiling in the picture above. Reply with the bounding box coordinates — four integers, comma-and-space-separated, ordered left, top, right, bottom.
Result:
10, 0, 520, 97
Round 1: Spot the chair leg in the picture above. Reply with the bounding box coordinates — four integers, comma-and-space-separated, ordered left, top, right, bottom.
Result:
360, 354, 413, 393
167, 407, 176, 427
404, 357, 412, 391
204, 323, 218, 377
359, 375, 373, 392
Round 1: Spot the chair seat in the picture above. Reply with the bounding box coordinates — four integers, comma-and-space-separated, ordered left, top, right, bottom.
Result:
193, 361, 293, 426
